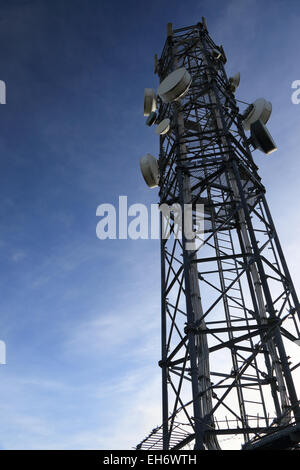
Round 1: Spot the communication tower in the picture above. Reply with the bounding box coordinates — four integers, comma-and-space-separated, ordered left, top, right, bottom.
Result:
137, 20, 300, 450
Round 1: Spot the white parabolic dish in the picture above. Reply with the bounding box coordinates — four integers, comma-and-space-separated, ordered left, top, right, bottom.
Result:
229, 72, 240, 92
243, 98, 272, 131
139, 154, 160, 188
144, 89, 157, 116
158, 67, 192, 103
155, 118, 171, 135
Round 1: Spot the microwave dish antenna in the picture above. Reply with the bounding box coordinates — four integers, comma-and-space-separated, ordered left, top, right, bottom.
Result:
243, 98, 272, 131
139, 153, 160, 188
157, 67, 192, 103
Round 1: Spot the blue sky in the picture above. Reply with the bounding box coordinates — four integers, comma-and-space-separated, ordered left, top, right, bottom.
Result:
0, 0, 299, 449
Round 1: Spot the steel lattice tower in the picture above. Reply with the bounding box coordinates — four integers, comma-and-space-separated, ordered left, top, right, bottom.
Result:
137, 20, 300, 450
